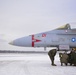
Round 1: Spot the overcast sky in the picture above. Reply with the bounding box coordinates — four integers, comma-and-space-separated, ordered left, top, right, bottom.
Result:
0, 0, 76, 50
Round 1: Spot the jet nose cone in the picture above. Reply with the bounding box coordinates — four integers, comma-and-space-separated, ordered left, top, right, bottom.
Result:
9, 36, 32, 47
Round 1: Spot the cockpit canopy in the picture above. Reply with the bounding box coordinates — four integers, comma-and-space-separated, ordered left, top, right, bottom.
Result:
56, 23, 76, 30
57, 24, 71, 30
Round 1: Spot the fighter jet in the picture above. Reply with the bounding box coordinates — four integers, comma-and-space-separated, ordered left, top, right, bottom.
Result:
9, 23, 76, 51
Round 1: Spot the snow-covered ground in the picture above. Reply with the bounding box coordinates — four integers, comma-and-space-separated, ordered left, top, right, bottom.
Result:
0, 53, 76, 75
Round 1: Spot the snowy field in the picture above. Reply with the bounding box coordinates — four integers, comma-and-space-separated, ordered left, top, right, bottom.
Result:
0, 53, 76, 75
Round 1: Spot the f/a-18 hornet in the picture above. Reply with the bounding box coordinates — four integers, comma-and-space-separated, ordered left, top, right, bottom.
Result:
9, 23, 76, 51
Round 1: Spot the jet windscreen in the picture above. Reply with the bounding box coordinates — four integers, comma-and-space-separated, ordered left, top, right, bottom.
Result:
56, 24, 71, 30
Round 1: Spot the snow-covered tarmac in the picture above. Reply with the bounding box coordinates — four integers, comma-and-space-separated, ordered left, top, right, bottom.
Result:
0, 53, 76, 75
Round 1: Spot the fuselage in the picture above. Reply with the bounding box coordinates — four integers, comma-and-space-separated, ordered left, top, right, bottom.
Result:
9, 28, 76, 50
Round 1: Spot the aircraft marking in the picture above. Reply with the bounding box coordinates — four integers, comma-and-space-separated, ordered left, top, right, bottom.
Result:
32, 35, 41, 47
72, 38, 76, 42
42, 33, 46, 37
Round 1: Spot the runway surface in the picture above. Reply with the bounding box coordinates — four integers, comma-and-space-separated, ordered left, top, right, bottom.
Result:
0, 53, 76, 75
